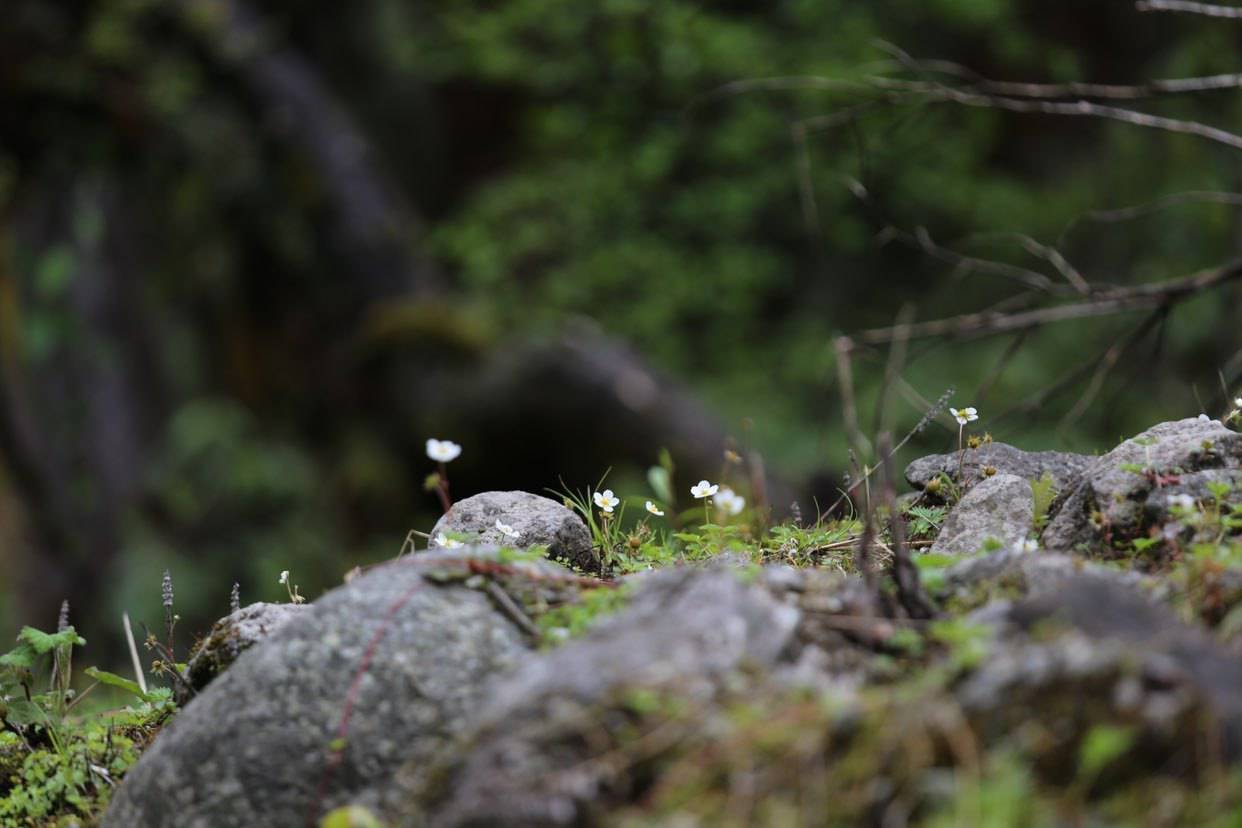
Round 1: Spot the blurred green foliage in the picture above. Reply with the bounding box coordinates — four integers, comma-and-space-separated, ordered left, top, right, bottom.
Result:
1, 0, 1240, 642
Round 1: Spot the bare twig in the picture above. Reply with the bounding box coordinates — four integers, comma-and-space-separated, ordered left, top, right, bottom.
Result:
851, 256, 1242, 345
1137, 0, 1242, 18
123, 612, 148, 696
868, 77, 1242, 153
878, 225, 1061, 293
875, 41, 1242, 100
958, 231, 1089, 294
483, 581, 542, 639
1058, 191, 1242, 247
878, 432, 937, 620
1057, 309, 1167, 434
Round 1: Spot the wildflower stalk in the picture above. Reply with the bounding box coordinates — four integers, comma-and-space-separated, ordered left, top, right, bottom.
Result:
162, 570, 176, 660
436, 461, 452, 512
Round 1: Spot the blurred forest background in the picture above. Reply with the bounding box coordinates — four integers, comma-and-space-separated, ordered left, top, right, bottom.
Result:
1, 0, 1240, 660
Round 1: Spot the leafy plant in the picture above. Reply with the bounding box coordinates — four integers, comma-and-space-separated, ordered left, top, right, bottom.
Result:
906, 504, 948, 541
0, 622, 174, 825
1030, 473, 1058, 532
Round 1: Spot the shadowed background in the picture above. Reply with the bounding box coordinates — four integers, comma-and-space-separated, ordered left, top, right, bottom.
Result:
0, 0, 1239, 661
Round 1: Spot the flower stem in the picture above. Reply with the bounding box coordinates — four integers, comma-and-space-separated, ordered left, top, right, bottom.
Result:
955, 424, 966, 483
436, 462, 452, 513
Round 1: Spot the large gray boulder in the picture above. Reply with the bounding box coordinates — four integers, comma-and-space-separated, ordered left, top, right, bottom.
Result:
930, 473, 1034, 556
430, 490, 595, 572
1042, 418, 1242, 552
905, 442, 1092, 492
105, 549, 549, 828
407, 567, 802, 825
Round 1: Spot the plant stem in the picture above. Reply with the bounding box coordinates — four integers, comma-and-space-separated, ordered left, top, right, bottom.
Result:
436, 462, 452, 512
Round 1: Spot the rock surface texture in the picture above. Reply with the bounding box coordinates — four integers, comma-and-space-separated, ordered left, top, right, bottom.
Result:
905, 442, 1093, 492
405, 567, 807, 825
104, 550, 549, 828
178, 601, 310, 703
1042, 417, 1242, 551
429, 490, 594, 571
930, 473, 1034, 556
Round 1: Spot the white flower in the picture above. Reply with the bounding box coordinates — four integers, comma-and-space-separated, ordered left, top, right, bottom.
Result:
495, 519, 521, 539
593, 489, 620, 513
645, 501, 665, 516
425, 438, 462, 463
1235, 397, 1242, 408
690, 480, 719, 499
714, 487, 745, 516
950, 406, 979, 426
1168, 493, 1196, 512
1014, 538, 1038, 554
434, 532, 462, 549
1198, 414, 1211, 422
278, 570, 290, 585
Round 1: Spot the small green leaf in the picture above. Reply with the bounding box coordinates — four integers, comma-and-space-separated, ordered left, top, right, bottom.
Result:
83, 667, 155, 702
647, 465, 673, 505
1078, 724, 1134, 779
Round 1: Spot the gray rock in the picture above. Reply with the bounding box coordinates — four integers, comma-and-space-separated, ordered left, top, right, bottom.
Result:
410, 567, 802, 826
104, 549, 543, 828
1042, 417, 1242, 551
905, 442, 1092, 492
430, 490, 595, 572
930, 473, 1034, 556
943, 547, 1153, 607
961, 578, 1242, 763
179, 601, 311, 702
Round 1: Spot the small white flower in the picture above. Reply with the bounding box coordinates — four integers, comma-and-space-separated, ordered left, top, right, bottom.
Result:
593, 489, 620, 513
1198, 414, 1211, 422
1235, 397, 1242, 408
434, 532, 463, 549
645, 501, 665, 516
715, 487, 745, 516
495, 519, 521, 539
278, 570, 290, 585
950, 406, 979, 426
1014, 538, 1038, 554
690, 480, 719, 499
425, 438, 462, 463
1168, 493, 1196, 512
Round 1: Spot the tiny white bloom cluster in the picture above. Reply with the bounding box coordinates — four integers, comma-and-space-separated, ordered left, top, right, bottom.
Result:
593, 489, 620, 513
1014, 538, 1038, 554
715, 487, 745, 516
950, 406, 979, 426
495, 519, 521, 539
434, 532, 463, 549
690, 480, 718, 499
1168, 493, 1197, 512
426, 438, 462, 463
645, 500, 665, 516
278, 570, 290, 585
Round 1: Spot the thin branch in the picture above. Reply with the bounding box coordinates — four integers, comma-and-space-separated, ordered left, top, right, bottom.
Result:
878, 432, 937, 620
959, 231, 1090, 294
1058, 191, 1242, 247
874, 41, 1242, 100
877, 225, 1062, 293
850, 256, 1242, 345
1137, 0, 1242, 17
869, 78, 1242, 153
1057, 309, 1167, 434
974, 330, 1030, 404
